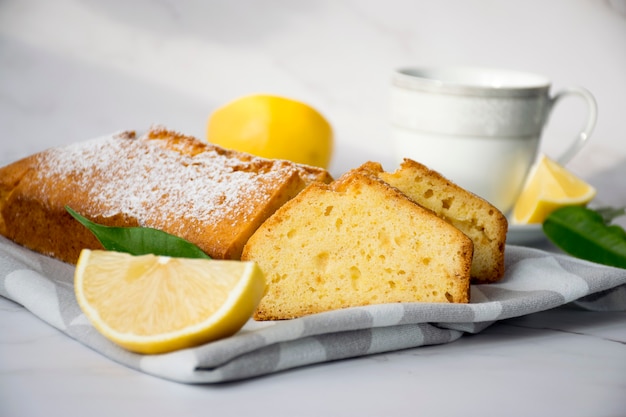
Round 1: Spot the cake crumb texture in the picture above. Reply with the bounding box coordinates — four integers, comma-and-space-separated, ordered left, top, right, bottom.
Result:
363, 159, 508, 283
242, 169, 473, 320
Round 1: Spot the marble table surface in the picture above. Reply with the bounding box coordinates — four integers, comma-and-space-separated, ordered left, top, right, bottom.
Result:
1, 1, 625, 416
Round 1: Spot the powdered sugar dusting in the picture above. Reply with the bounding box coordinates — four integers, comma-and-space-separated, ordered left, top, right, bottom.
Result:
37, 131, 297, 234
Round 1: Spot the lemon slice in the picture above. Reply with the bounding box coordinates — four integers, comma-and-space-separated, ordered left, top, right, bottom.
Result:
206, 94, 333, 169
511, 154, 596, 224
74, 250, 266, 354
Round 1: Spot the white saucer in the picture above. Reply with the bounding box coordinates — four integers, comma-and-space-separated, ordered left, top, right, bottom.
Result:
506, 222, 546, 245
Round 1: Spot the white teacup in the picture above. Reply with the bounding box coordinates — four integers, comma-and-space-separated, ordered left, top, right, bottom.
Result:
390, 66, 597, 214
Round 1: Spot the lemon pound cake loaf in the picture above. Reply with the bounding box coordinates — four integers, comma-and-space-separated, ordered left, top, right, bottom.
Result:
0, 127, 332, 263
241, 169, 473, 320
362, 159, 507, 283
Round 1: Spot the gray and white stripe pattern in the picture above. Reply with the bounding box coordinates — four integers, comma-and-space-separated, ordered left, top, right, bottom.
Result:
1, 235, 624, 384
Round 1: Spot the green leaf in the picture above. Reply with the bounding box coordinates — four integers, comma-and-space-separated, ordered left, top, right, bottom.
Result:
66, 206, 211, 259
543, 206, 626, 269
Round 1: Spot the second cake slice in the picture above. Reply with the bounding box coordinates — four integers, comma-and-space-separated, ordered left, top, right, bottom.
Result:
361, 159, 508, 283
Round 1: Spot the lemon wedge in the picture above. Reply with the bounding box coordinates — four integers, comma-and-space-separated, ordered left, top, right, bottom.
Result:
207, 94, 333, 169
74, 250, 266, 354
511, 154, 596, 224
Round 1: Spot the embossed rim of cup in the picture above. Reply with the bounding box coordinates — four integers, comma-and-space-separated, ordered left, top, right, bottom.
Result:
393, 66, 551, 97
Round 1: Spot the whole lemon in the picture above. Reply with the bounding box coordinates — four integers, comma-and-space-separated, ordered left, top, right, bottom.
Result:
207, 94, 333, 169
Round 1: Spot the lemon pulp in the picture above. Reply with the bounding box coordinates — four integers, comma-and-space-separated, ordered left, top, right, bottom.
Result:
511, 154, 596, 224
74, 250, 266, 354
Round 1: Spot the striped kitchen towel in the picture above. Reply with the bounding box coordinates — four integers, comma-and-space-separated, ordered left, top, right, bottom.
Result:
1, 235, 624, 383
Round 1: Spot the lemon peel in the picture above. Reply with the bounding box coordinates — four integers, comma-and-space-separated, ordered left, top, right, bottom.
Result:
74, 250, 266, 354
207, 94, 333, 169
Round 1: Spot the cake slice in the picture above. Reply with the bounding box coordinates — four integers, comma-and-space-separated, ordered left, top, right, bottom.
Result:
241, 169, 474, 320
0, 127, 332, 263
360, 159, 507, 283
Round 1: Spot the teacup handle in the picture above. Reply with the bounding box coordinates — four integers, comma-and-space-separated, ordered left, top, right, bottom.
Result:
548, 86, 598, 165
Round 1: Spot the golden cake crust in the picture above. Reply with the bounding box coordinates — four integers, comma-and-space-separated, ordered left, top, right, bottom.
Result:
0, 127, 332, 263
